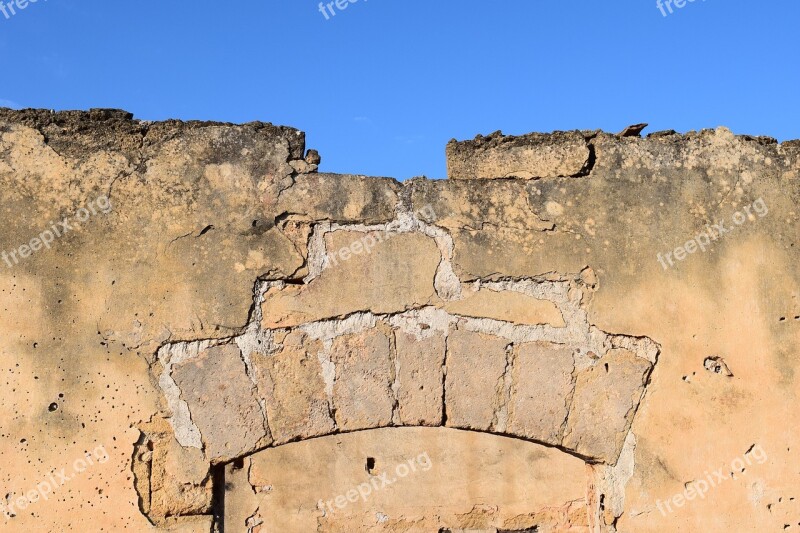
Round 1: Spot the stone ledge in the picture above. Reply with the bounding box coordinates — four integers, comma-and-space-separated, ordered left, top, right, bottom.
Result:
446, 130, 591, 180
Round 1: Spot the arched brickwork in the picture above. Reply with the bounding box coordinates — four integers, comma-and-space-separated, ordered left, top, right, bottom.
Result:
135, 240, 659, 527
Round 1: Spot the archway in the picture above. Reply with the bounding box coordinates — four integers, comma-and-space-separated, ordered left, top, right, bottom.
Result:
133, 272, 658, 531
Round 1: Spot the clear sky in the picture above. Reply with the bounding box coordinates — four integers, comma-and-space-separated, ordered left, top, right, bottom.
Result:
1, 1, 798, 179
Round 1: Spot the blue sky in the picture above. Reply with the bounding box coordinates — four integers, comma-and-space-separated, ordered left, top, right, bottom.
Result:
0, 1, 798, 179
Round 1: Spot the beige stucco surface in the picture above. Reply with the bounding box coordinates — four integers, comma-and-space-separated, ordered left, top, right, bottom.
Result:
0, 109, 797, 532
229, 427, 589, 532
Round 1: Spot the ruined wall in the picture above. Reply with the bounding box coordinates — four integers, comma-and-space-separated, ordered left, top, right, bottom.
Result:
0, 109, 797, 532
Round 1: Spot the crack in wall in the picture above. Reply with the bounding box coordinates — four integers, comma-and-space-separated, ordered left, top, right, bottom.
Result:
156, 340, 215, 450
317, 348, 338, 430
589, 431, 637, 532
235, 280, 281, 436
559, 349, 580, 442
575, 138, 598, 178
491, 343, 516, 433
389, 329, 402, 426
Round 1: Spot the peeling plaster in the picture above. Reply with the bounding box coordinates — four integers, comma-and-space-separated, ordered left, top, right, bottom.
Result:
156, 341, 213, 449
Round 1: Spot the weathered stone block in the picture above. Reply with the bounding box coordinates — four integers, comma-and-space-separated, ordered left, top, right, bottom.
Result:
330, 328, 395, 431
261, 232, 441, 328
445, 289, 565, 327
445, 329, 510, 431
272, 173, 400, 224
562, 349, 653, 463
395, 330, 446, 426
410, 178, 590, 280
450, 226, 587, 280
593, 128, 797, 183
507, 342, 577, 445
149, 438, 212, 521
171, 344, 271, 462
446, 130, 590, 179
410, 178, 555, 232
254, 334, 335, 444
132, 416, 213, 525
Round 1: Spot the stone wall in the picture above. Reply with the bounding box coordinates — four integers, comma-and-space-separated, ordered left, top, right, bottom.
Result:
0, 109, 797, 532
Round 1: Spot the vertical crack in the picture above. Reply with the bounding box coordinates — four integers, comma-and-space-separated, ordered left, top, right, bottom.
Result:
441, 333, 449, 426
389, 329, 401, 425
491, 343, 515, 433
559, 347, 580, 443
573, 137, 597, 178
211, 464, 226, 533
317, 346, 338, 431
130, 431, 153, 525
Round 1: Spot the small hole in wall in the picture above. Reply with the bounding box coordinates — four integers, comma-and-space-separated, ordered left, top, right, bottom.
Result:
599, 494, 605, 511
366, 457, 376, 474
604, 363, 609, 373
48, 402, 58, 412
232, 458, 245, 470
147, 441, 154, 452
3, 495, 14, 519
252, 220, 259, 227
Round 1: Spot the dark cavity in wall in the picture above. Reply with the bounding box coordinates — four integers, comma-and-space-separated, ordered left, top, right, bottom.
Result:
212, 463, 226, 533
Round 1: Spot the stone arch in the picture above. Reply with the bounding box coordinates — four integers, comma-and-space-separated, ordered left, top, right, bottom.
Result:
133, 270, 658, 530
